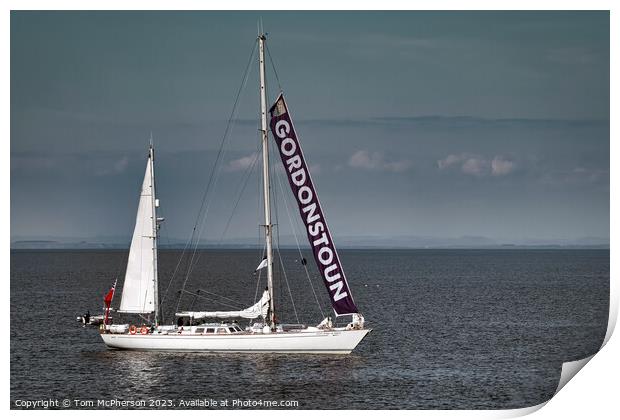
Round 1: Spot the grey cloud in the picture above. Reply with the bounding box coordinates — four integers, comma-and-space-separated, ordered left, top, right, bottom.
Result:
348, 150, 412, 173
95, 156, 129, 176
490, 156, 516, 176
224, 153, 259, 172
438, 153, 517, 177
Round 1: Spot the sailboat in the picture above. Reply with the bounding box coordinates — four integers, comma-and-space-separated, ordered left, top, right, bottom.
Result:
99, 33, 370, 354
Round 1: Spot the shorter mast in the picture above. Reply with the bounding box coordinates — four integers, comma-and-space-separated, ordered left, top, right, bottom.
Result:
149, 140, 160, 326
258, 33, 276, 330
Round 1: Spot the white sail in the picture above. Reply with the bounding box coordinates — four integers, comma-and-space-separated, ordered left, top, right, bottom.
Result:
119, 152, 156, 313
176, 290, 269, 320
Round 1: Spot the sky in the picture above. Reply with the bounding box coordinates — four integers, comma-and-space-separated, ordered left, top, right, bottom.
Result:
10, 11, 610, 245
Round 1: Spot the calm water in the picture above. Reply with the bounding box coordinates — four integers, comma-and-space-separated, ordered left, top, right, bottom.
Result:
10, 249, 609, 409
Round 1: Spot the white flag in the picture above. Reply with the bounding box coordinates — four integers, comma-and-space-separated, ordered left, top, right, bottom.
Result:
254, 257, 268, 273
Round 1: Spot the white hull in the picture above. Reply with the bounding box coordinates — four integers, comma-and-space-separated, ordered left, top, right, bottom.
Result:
100, 329, 371, 354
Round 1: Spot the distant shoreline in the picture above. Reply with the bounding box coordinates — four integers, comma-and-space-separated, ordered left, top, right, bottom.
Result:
9, 245, 610, 251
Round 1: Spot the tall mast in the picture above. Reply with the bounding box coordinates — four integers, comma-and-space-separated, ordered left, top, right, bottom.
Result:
149, 138, 160, 326
258, 33, 275, 330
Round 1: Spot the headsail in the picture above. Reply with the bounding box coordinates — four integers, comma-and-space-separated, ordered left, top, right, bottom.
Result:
269, 94, 359, 316
119, 149, 156, 313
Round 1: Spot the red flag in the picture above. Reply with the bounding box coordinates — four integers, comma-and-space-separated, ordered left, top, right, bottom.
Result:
104, 284, 115, 306
103, 280, 117, 325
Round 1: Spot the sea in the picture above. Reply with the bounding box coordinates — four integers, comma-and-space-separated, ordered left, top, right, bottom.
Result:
10, 249, 609, 409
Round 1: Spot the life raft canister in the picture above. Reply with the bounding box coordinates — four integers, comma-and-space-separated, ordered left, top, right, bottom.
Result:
140, 326, 148, 335
129, 325, 137, 335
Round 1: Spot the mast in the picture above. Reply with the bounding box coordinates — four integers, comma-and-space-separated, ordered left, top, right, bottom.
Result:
149, 138, 160, 326
258, 33, 276, 330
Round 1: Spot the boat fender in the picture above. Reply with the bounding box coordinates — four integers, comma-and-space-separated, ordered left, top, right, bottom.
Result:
140, 326, 148, 335
129, 325, 137, 335
99, 323, 105, 333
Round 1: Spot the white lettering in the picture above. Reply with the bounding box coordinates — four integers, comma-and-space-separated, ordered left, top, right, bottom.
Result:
313, 232, 329, 247
291, 168, 306, 187
298, 186, 313, 204
303, 203, 320, 224
308, 221, 324, 237
286, 155, 302, 172
330, 281, 348, 301
281, 138, 296, 156
324, 264, 342, 282
318, 247, 333, 265
275, 120, 290, 138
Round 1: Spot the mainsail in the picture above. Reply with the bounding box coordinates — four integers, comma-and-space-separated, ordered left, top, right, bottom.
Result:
269, 94, 359, 316
119, 149, 157, 313
175, 290, 270, 320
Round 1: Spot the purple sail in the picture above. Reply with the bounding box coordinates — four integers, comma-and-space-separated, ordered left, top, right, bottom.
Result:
269, 94, 359, 316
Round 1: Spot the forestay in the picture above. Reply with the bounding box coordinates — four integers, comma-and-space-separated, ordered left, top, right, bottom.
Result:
176, 290, 270, 320
119, 150, 156, 313
269, 94, 359, 316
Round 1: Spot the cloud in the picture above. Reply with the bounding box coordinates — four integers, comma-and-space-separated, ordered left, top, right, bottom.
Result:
437, 153, 487, 175
114, 156, 129, 173
438, 153, 516, 177
348, 150, 411, 173
491, 156, 516, 176
436, 154, 463, 170
308, 163, 322, 175
95, 156, 129, 176
225, 153, 259, 172
461, 157, 488, 176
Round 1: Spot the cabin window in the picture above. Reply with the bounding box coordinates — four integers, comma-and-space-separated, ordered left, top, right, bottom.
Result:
205, 328, 215, 334
195, 328, 204, 334
228, 327, 235, 333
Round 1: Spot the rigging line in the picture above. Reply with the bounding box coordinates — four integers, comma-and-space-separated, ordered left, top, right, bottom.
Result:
274, 158, 326, 319
254, 242, 267, 303
189, 291, 200, 311
174, 40, 257, 312
265, 43, 283, 93
159, 235, 192, 309
180, 141, 260, 283
276, 245, 300, 324
178, 290, 242, 310
268, 112, 287, 322
113, 156, 148, 302
177, 41, 256, 276
182, 40, 256, 269
278, 253, 299, 323
271, 151, 299, 324
182, 44, 255, 277
194, 288, 246, 307
257, 123, 265, 266
181, 124, 262, 313
217, 141, 262, 246
271, 139, 281, 315
157, 204, 184, 306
